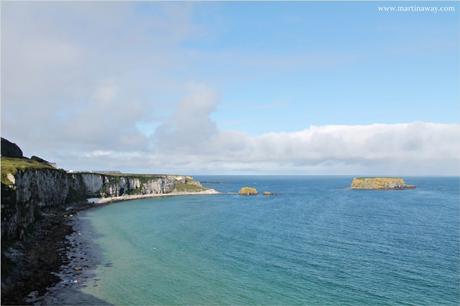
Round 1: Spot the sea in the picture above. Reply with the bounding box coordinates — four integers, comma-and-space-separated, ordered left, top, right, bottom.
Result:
54, 176, 460, 305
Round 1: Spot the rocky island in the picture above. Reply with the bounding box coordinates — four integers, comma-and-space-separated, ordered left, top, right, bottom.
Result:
0, 138, 217, 304
239, 187, 258, 195
351, 177, 416, 190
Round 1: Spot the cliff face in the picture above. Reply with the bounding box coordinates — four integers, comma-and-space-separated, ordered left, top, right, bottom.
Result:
351, 177, 415, 190
1, 168, 204, 243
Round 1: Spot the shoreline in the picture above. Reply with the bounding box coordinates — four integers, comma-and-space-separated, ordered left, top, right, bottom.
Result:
1, 202, 94, 305
87, 188, 220, 204
36, 210, 111, 305
3, 188, 220, 305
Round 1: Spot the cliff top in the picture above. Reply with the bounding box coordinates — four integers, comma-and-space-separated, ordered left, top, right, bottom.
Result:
1, 138, 197, 185
1, 157, 202, 191
1, 157, 59, 185
71, 171, 188, 178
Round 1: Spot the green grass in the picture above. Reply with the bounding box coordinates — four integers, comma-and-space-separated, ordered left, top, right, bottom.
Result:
73, 171, 165, 180
174, 182, 206, 192
1, 157, 56, 185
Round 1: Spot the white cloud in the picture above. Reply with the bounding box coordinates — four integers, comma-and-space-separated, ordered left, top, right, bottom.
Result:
2, 2, 459, 175
144, 86, 460, 175
64, 84, 460, 175
153, 83, 219, 153
71, 120, 460, 175
187, 123, 458, 174
1, 2, 200, 154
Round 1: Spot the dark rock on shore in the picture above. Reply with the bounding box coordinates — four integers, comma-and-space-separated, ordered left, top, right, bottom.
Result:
1, 138, 23, 158
1, 203, 92, 305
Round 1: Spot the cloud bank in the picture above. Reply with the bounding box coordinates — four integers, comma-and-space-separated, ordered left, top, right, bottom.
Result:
65, 85, 460, 175
81, 121, 460, 175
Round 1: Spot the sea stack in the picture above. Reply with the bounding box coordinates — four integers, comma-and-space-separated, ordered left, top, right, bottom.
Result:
239, 187, 258, 195
351, 177, 415, 190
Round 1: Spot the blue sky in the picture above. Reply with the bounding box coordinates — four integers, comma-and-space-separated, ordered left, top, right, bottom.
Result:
2, 2, 460, 174
162, 2, 460, 135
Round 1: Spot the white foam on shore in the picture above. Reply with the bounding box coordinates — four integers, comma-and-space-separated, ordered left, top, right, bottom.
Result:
87, 189, 220, 204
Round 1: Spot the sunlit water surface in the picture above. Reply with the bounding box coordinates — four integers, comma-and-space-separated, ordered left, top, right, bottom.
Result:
77, 176, 459, 305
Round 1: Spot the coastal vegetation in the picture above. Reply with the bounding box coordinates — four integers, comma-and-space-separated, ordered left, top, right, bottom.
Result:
174, 182, 206, 192
1, 156, 57, 185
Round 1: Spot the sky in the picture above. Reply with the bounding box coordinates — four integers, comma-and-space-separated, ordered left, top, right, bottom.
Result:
1, 1, 460, 175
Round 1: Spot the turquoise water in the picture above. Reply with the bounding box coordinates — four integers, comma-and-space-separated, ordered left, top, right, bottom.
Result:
81, 176, 459, 305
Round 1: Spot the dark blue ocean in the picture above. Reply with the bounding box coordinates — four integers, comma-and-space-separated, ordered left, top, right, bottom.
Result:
78, 176, 459, 305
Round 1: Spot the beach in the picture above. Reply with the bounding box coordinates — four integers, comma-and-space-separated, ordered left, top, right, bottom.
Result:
87, 188, 220, 204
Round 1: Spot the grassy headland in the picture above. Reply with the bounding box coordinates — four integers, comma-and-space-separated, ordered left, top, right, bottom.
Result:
1, 157, 57, 185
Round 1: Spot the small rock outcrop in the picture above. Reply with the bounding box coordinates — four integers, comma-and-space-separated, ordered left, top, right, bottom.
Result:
263, 191, 273, 196
30, 155, 54, 166
1, 138, 23, 158
239, 187, 258, 195
351, 177, 415, 190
